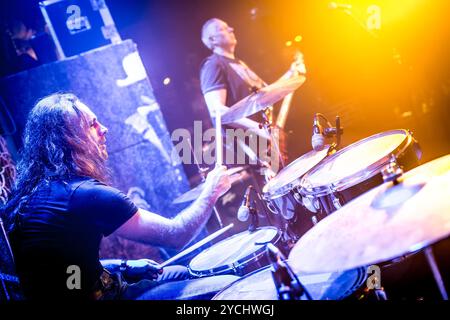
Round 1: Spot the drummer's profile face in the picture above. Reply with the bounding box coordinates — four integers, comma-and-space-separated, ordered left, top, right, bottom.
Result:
207, 19, 237, 49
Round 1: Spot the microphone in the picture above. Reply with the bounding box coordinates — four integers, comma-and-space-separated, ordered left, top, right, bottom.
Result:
237, 185, 253, 222
328, 2, 352, 10
311, 114, 325, 151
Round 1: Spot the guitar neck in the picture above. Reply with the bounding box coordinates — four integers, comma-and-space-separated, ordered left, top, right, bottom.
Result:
275, 50, 305, 129
276, 92, 294, 129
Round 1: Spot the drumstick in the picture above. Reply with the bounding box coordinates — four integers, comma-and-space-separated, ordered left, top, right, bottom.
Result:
215, 108, 223, 166
159, 223, 234, 268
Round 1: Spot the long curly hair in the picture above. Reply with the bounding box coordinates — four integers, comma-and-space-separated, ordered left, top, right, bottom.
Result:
2, 93, 109, 231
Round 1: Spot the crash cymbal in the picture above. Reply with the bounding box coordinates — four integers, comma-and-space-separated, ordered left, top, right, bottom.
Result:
172, 166, 249, 204
221, 75, 306, 124
289, 154, 450, 274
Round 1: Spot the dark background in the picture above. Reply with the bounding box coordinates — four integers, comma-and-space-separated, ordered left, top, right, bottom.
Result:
0, 0, 449, 300
1, 0, 449, 181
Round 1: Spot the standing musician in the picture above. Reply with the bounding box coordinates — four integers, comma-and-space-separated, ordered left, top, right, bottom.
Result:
1, 93, 234, 300
199, 18, 304, 171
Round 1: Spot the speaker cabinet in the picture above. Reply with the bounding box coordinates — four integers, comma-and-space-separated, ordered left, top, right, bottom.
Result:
0, 40, 190, 261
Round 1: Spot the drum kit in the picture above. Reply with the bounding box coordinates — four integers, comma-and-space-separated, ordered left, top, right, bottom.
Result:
168, 74, 450, 300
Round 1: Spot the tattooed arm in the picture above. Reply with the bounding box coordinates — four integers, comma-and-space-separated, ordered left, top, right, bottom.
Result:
114, 165, 231, 250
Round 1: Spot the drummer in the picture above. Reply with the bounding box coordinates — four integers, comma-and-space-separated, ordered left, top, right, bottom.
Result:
2, 93, 234, 300
199, 18, 300, 171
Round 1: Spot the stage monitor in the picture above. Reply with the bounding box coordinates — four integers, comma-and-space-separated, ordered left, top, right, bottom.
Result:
39, 0, 121, 59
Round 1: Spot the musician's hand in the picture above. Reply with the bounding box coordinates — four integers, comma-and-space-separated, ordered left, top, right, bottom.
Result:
290, 60, 306, 76
287, 51, 306, 78
205, 165, 231, 200
123, 259, 163, 281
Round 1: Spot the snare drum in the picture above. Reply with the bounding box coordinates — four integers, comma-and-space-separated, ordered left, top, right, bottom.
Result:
188, 227, 281, 277
262, 147, 330, 240
300, 129, 421, 215
213, 264, 367, 300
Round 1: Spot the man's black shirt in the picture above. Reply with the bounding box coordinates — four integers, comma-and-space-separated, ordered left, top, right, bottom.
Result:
9, 176, 137, 299
200, 53, 265, 114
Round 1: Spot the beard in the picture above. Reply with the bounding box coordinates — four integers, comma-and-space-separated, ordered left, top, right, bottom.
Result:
98, 143, 108, 160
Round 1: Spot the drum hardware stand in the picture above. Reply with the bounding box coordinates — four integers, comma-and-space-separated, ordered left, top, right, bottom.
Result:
380, 159, 449, 300
260, 109, 286, 170
317, 185, 341, 214
265, 243, 312, 300
424, 247, 448, 300
247, 201, 259, 232
245, 186, 273, 233
327, 115, 343, 154
254, 186, 280, 230
315, 113, 343, 155
381, 155, 404, 185
329, 186, 342, 211
187, 137, 224, 228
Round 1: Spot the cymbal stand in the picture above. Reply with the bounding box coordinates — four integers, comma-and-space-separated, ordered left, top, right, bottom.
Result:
381, 163, 448, 301
424, 247, 448, 300
260, 109, 286, 170
265, 243, 312, 300
187, 137, 224, 228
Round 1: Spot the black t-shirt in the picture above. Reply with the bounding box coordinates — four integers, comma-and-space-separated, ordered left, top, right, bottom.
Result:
9, 176, 137, 300
200, 53, 274, 166
199, 53, 270, 167
200, 53, 265, 114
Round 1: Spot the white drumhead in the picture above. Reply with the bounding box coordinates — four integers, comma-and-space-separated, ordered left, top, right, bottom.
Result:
303, 132, 406, 189
213, 264, 366, 300
263, 147, 329, 196
189, 227, 278, 272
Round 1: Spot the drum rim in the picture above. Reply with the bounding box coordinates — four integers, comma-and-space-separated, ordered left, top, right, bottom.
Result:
299, 129, 414, 197
188, 226, 281, 277
212, 265, 275, 300
263, 145, 330, 199
212, 264, 368, 300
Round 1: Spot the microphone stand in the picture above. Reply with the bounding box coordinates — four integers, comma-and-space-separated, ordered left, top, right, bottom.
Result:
326, 115, 343, 154
315, 113, 343, 155
247, 200, 259, 233
187, 137, 224, 228
265, 244, 312, 300
245, 183, 276, 232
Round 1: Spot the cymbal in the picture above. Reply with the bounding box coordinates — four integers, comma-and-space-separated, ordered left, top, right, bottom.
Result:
221, 75, 306, 124
289, 154, 450, 274
172, 166, 249, 204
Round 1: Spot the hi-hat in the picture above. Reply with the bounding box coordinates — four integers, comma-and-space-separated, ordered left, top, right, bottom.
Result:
221, 75, 306, 124
172, 166, 249, 204
289, 154, 450, 274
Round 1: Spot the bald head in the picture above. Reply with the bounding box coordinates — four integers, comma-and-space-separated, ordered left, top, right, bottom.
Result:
201, 18, 236, 53
201, 18, 220, 50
